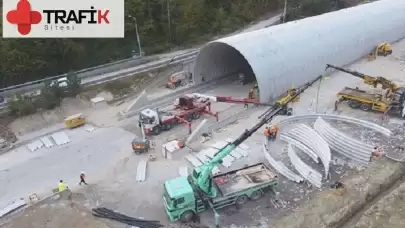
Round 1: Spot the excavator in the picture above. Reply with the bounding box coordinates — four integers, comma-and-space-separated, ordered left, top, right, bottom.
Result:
162, 76, 323, 225
368, 42, 393, 61
326, 64, 405, 118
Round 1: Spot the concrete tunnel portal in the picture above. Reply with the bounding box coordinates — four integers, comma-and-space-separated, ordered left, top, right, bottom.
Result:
193, 42, 257, 94
193, 0, 405, 103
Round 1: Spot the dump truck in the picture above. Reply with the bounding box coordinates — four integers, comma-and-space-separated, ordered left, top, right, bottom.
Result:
163, 163, 278, 222
162, 76, 323, 225
138, 95, 218, 135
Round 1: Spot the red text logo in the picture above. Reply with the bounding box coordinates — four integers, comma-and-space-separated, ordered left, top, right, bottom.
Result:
6, 0, 42, 35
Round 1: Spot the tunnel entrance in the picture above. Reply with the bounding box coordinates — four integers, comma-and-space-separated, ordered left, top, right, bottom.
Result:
193, 42, 256, 87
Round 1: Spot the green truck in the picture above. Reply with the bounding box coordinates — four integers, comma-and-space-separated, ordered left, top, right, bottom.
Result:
163, 163, 278, 222
162, 76, 323, 225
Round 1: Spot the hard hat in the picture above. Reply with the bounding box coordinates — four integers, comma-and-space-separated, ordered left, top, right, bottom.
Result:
81, 171, 85, 174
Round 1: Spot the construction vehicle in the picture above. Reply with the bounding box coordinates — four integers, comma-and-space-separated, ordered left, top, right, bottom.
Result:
131, 137, 151, 154
326, 64, 405, 117
138, 95, 218, 135
64, 113, 85, 129
166, 71, 192, 89
368, 42, 392, 60
162, 76, 322, 225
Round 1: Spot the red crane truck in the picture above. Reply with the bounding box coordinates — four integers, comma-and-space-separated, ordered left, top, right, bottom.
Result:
138, 95, 218, 135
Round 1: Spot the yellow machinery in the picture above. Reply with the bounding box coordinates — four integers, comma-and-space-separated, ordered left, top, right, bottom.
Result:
276, 88, 300, 105
368, 42, 392, 61
65, 113, 85, 129
326, 64, 405, 117
337, 87, 390, 112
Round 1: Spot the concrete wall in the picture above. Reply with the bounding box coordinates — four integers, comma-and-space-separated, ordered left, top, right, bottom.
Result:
194, 0, 405, 102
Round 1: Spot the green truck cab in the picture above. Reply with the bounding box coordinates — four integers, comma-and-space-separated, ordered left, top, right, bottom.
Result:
163, 163, 278, 222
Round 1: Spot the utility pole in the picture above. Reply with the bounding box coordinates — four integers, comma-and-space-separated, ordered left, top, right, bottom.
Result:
315, 76, 323, 113
167, 0, 172, 41
283, 0, 288, 23
129, 15, 143, 56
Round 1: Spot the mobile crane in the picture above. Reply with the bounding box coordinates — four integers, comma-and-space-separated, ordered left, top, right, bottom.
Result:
162, 76, 322, 225
326, 64, 405, 117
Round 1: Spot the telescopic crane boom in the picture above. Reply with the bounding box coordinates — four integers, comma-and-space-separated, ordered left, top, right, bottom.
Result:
325, 64, 400, 92
192, 75, 323, 198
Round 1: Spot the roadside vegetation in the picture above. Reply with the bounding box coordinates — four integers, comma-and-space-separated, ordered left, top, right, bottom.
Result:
8, 73, 81, 117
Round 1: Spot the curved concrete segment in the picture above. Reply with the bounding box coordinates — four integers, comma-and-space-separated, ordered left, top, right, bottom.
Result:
194, 0, 405, 102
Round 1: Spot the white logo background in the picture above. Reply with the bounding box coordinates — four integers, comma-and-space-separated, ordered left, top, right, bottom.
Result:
2, 0, 124, 38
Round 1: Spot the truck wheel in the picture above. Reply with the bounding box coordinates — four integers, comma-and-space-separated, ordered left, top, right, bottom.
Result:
193, 112, 201, 119
186, 115, 193, 122
135, 150, 141, 155
164, 124, 172, 130
249, 191, 262, 201
287, 108, 293, 116
348, 100, 360, 109
180, 210, 194, 223
360, 103, 371, 111
153, 126, 161, 134
235, 195, 248, 205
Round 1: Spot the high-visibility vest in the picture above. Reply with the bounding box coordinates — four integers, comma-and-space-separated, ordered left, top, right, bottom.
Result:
58, 182, 67, 192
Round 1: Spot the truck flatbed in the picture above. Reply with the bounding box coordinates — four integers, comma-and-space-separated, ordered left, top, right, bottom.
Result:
338, 87, 381, 101
213, 163, 277, 197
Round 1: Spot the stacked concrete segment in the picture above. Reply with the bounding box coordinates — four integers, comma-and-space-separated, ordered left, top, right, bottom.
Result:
274, 114, 392, 137
262, 143, 303, 183
280, 134, 319, 163
314, 118, 374, 164
288, 124, 331, 177
288, 145, 322, 188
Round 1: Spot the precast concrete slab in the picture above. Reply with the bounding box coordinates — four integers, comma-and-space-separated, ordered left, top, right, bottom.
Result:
26, 140, 44, 152
136, 160, 148, 182
40, 136, 54, 148
51, 132, 70, 146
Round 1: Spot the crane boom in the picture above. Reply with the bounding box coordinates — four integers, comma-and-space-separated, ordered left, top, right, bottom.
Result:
192, 75, 323, 198
326, 64, 366, 79
326, 64, 399, 91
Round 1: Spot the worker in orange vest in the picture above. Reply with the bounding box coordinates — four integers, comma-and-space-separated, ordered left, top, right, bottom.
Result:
370, 147, 382, 161
264, 127, 271, 141
271, 124, 279, 140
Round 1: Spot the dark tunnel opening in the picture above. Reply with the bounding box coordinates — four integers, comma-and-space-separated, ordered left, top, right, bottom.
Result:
193, 42, 256, 86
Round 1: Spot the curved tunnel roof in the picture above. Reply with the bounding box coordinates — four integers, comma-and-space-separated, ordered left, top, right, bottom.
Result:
194, 0, 405, 102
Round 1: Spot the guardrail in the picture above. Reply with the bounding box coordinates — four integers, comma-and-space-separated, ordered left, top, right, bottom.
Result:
0, 49, 199, 96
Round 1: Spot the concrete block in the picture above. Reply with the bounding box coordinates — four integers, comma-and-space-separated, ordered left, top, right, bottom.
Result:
91, 97, 107, 108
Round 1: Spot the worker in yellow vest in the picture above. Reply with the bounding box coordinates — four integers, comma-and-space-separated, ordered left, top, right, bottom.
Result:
58, 180, 68, 192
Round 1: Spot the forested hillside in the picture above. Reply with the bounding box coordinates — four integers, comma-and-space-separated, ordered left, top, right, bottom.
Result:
0, 0, 280, 88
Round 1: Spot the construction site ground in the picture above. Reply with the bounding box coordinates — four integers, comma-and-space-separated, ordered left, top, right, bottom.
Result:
2, 38, 405, 228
